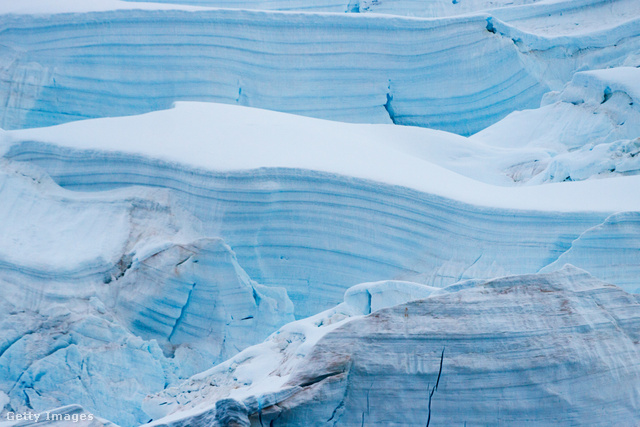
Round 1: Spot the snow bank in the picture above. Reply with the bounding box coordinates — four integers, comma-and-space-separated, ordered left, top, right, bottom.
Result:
4, 101, 640, 211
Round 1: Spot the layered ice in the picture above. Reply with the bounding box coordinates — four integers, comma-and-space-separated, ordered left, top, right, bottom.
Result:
0, 295, 177, 427
3, 103, 640, 312
113, 237, 294, 376
0, 0, 638, 425
0, 160, 293, 425
144, 266, 640, 426
0, 0, 639, 133
1, 93, 639, 423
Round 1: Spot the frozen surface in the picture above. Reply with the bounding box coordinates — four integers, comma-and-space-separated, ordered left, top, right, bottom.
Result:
0, 160, 293, 425
472, 67, 640, 183
0, 1, 638, 134
144, 266, 640, 426
0, 95, 639, 424
0, 0, 638, 425
116, 0, 640, 25
4, 101, 640, 209
2, 100, 639, 310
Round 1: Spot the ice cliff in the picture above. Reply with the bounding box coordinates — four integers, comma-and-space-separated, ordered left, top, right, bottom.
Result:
0, 96, 639, 424
0, 0, 638, 425
0, 0, 639, 134
143, 267, 640, 426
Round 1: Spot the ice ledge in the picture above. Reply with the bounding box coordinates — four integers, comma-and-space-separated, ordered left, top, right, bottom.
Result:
143, 265, 640, 426
5, 103, 640, 212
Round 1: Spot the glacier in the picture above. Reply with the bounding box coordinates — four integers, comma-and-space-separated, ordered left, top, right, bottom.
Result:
0, 97, 639, 425
472, 67, 640, 184
0, 159, 296, 425
143, 266, 640, 426
0, 0, 638, 425
1, 0, 639, 134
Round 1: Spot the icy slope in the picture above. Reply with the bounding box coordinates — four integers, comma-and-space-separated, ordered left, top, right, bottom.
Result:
540, 212, 640, 294
119, 0, 543, 15
119, 0, 640, 25
5, 101, 640, 208
6, 65, 640, 188
144, 266, 640, 426
472, 67, 640, 183
0, 1, 638, 133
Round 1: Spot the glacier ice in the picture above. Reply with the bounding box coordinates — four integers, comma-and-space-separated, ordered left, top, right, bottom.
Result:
0, 96, 638, 423
0, 160, 294, 425
3, 106, 640, 309
112, 237, 294, 376
0, 0, 638, 425
0, 297, 177, 427
0, 0, 639, 134
144, 267, 640, 426
473, 67, 640, 183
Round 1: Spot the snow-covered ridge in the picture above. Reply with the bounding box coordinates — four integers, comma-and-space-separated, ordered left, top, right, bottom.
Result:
6, 64, 640, 189
0, 2, 638, 133
4, 101, 640, 209
144, 266, 640, 426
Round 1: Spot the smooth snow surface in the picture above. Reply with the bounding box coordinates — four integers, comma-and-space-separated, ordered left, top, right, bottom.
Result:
3, 101, 640, 212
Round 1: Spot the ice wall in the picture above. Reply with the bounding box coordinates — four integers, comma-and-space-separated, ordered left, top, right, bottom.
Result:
145, 267, 640, 426
0, 2, 638, 134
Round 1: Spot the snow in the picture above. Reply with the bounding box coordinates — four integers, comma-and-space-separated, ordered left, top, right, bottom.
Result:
0, 160, 131, 273
472, 67, 640, 183
3, 101, 640, 212
344, 280, 439, 314
0, 0, 206, 15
